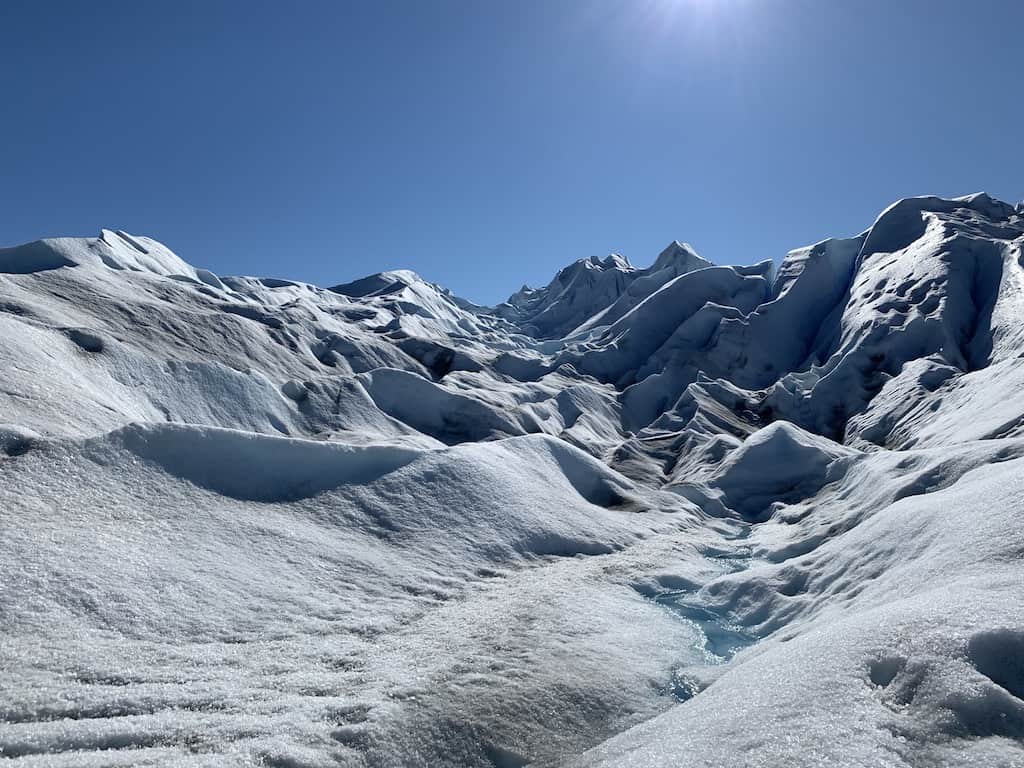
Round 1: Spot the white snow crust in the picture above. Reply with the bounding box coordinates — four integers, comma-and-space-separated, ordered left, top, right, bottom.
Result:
3, 194, 1024, 766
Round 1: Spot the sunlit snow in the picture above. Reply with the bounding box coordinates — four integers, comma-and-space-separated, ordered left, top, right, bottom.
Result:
2, 194, 1024, 766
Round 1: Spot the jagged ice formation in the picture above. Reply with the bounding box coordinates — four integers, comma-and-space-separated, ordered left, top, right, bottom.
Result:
3, 196, 1024, 766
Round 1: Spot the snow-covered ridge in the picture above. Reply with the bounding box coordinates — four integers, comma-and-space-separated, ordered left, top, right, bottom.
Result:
492, 239, 715, 340
3, 193, 1024, 767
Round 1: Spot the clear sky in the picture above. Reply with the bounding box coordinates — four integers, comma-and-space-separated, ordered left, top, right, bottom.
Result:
2, 1, 1021, 304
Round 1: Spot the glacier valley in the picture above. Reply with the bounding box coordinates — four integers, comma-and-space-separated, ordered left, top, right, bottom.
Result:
3, 193, 1024, 767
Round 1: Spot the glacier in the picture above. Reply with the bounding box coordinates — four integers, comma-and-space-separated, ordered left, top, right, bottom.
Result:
2, 195, 1024, 766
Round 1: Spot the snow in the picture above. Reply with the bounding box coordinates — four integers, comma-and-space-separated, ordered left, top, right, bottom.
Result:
112, 422, 424, 501
2, 193, 1024, 766
579, 441, 1024, 768
493, 240, 714, 341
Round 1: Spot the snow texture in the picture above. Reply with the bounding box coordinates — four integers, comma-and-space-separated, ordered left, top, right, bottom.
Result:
3, 193, 1024, 766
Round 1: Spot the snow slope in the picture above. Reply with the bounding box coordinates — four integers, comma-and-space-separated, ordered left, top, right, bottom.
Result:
2, 194, 1024, 766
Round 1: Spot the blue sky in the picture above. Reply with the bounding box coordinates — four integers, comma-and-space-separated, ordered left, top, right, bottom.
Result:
2, 1, 1021, 303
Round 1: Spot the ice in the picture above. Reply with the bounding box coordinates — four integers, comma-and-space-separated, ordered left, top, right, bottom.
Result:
494, 241, 713, 341
358, 367, 527, 444
579, 441, 1024, 767
698, 421, 857, 520
0, 426, 704, 765
112, 422, 424, 501
2, 193, 1024, 766
0, 240, 78, 274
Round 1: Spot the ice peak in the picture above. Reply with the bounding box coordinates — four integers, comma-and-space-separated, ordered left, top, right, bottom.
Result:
587, 253, 632, 270
651, 240, 712, 274
330, 269, 425, 298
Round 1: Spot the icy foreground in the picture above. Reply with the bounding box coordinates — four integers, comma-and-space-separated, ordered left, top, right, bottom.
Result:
2, 196, 1024, 767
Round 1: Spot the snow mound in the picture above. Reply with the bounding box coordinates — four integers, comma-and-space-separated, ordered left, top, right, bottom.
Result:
0, 240, 79, 273
0, 230, 208, 281
500, 432, 638, 509
108, 422, 424, 501
358, 367, 527, 444
707, 421, 858, 520
96, 229, 203, 279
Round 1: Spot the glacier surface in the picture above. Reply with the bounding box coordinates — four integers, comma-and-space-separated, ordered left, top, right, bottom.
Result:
2, 194, 1024, 766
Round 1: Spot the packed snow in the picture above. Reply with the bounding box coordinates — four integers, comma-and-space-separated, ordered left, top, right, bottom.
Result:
2, 193, 1024, 766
